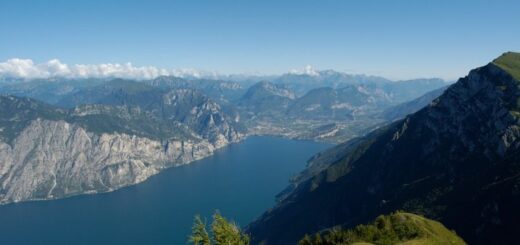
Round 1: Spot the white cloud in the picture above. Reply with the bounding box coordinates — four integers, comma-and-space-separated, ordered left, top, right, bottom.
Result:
0, 58, 212, 80
289, 65, 320, 76
0, 58, 327, 81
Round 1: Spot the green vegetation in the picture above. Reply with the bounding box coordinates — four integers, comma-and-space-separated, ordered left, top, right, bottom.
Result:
493, 51, 520, 81
299, 212, 465, 245
189, 216, 211, 245
189, 211, 250, 245
69, 105, 196, 141
0, 95, 67, 143
0, 95, 195, 143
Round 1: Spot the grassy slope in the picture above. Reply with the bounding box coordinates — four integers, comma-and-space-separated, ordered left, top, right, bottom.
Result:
301, 212, 465, 245
492, 51, 520, 81
395, 213, 465, 245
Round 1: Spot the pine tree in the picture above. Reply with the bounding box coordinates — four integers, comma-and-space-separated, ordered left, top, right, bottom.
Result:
189, 215, 211, 245
188, 211, 250, 245
211, 212, 250, 245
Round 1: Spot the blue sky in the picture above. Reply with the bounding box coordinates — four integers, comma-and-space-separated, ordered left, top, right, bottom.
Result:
0, 0, 519, 80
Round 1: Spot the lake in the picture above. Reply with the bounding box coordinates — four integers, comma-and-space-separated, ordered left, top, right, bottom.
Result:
0, 136, 331, 245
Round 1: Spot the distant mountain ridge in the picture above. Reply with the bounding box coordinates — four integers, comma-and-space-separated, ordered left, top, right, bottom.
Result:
271, 69, 446, 98
237, 77, 448, 120
287, 85, 391, 120
240, 78, 447, 142
0, 68, 446, 104
237, 81, 295, 117
382, 85, 449, 121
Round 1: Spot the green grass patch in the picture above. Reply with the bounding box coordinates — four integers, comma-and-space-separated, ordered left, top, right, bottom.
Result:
299, 212, 465, 245
492, 51, 520, 81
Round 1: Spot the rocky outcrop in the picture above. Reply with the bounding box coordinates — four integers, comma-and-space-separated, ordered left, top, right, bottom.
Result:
0, 90, 245, 205
0, 118, 235, 204
159, 89, 243, 147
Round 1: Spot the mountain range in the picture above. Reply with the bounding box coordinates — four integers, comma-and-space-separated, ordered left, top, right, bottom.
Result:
0, 67, 448, 206
0, 69, 448, 144
240, 76, 447, 142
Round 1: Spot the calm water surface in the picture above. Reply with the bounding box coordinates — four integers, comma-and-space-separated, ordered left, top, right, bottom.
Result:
0, 136, 331, 245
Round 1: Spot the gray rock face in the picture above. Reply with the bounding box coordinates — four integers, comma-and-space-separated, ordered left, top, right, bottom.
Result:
159, 89, 243, 147
0, 88, 245, 205
0, 118, 241, 204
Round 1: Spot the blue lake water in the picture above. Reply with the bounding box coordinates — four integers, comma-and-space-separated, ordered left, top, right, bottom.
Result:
0, 136, 331, 245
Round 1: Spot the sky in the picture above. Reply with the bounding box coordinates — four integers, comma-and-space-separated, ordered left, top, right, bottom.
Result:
0, 0, 519, 80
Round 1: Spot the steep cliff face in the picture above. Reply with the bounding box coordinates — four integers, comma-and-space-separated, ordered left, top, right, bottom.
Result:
247, 52, 520, 244
0, 93, 244, 205
0, 119, 219, 204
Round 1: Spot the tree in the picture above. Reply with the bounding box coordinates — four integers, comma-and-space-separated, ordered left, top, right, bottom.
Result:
188, 211, 250, 245
189, 215, 211, 245
212, 212, 250, 245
